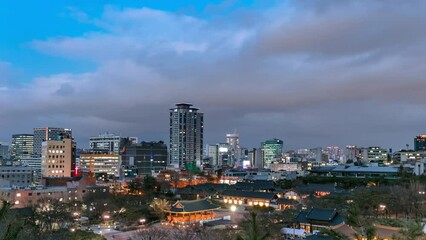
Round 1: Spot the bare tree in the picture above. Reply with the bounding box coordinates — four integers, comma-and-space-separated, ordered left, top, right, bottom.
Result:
172, 227, 199, 240
130, 228, 169, 240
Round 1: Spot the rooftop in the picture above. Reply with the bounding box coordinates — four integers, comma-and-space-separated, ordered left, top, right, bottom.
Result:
221, 190, 276, 200
168, 199, 219, 213
296, 208, 344, 226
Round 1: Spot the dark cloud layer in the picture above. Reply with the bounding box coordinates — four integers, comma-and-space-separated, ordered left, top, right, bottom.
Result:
1, 0, 426, 150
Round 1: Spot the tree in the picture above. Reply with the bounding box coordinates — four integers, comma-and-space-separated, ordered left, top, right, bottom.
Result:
33, 198, 74, 232
149, 198, 169, 220
0, 200, 23, 240
347, 205, 362, 227
236, 212, 271, 240
130, 228, 169, 240
143, 175, 158, 192
365, 226, 376, 240
396, 222, 424, 240
172, 227, 199, 240
319, 228, 350, 240
82, 191, 118, 221
128, 179, 144, 195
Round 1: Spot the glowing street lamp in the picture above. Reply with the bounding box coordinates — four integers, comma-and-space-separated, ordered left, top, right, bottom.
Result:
230, 205, 237, 212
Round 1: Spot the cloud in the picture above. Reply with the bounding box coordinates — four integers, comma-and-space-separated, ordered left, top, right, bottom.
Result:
2, 1, 426, 150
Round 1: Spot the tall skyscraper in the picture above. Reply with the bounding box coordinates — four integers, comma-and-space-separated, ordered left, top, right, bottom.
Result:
169, 103, 204, 169
41, 134, 76, 178
11, 134, 34, 160
89, 132, 138, 154
261, 138, 284, 168
414, 135, 426, 151
33, 127, 72, 157
226, 131, 240, 162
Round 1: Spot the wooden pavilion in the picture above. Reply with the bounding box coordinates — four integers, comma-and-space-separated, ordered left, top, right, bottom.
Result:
165, 198, 220, 225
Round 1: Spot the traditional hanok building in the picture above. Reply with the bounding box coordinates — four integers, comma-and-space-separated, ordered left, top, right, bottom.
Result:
283, 184, 338, 202
166, 199, 219, 225
275, 198, 298, 210
176, 183, 227, 200
221, 190, 276, 207
296, 208, 344, 233
227, 180, 276, 192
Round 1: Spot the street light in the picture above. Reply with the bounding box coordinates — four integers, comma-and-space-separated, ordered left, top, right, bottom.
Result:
230, 205, 237, 225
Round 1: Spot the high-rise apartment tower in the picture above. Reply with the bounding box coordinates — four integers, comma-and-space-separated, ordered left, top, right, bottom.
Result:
169, 103, 203, 169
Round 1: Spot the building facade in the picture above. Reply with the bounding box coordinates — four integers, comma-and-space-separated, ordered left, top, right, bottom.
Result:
169, 103, 204, 169
0, 166, 34, 188
79, 153, 120, 177
89, 133, 138, 154
226, 132, 240, 162
121, 141, 167, 176
0, 143, 9, 160
41, 136, 76, 178
361, 147, 388, 165
33, 127, 72, 157
248, 148, 263, 169
414, 135, 426, 151
11, 134, 34, 160
344, 145, 359, 163
0, 176, 108, 209
261, 139, 284, 168
206, 143, 232, 167
20, 157, 42, 180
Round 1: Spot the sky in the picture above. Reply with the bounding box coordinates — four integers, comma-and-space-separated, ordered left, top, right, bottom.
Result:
1, 0, 426, 150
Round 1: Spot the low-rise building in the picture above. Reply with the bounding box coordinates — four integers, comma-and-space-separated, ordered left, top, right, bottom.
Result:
276, 198, 298, 210
0, 166, 34, 188
361, 147, 388, 165
0, 176, 108, 208
296, 208, 344, 233
311, 166, 399, 179
221, 190, 276, 207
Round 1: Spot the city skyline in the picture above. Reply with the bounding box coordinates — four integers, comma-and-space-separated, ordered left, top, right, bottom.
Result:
2, 1, 426, 150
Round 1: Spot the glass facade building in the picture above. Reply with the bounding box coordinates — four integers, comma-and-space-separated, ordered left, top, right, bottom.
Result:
120, 141, 167, 176
11, 134, 34, 160
33, 127, 72, 157
414, 135, 426, 151
261, 138, 284, 168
